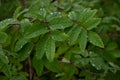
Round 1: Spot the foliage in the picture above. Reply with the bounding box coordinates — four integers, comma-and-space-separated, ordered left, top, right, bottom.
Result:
0, 0, 120, 80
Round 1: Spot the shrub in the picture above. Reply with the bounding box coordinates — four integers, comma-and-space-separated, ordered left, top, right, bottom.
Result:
0, 0, 120, 80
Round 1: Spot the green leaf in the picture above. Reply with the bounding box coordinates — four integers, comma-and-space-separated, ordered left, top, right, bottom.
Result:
51, 30, 68, 41
56, 43, 69, 55
90, 57, 104, 70
106, 42, 118, 51
13, 6, 22, 19
88, 31, 104, 48
2, 35, 11, 47
24, 0, 50, 19
32, 56, 44, 76
20, 19, 32, 34
80, 9, 97, 23
0, 18, 16, 30
24, 12, 43, 20
78, 28, 87, 51
36, 36, 47, 59
0, 60, 4, 70
24, 21, 48, 39
13, 6, 28, 19
18, 43, 33, 61
49, 17, 72, 30
0, 32, 8, 44
84, 18, 101, 30
64, 51, 73, 60
10, 72, 28, 80
60, 64, 77, 80
90, 57, 109, 70
72, 8, 100, 30
109, 50, 120, 58
68, 11, 77, 20
45, 35, 55, 62
69, 25, 81, 45
109, 62, 119, 73
0, 47, 9, 64
39, 8, 46, 18
68, 46, 82, 54
45, 59, 61, 73
85, 74, 94, 80
46, 12, 62, 21
14, 38, 28, 52
1, 64, 11, 78
89, 52, 109, 70
29, 0, 51, 10
24, 8, 46, 20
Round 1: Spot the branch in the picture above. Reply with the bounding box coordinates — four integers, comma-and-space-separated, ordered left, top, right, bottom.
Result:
28, 57, 33, 80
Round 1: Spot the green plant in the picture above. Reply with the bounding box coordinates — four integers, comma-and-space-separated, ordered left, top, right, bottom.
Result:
0, 0, 120, 80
